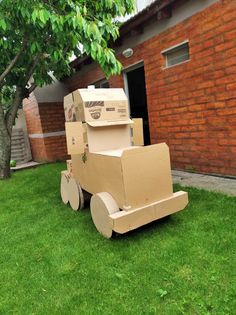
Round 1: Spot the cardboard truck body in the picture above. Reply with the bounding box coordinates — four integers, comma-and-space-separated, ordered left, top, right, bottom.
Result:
61, 88, 188, 238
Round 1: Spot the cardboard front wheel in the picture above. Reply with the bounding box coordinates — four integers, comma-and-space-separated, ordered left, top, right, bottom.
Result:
90, 192, 119, 238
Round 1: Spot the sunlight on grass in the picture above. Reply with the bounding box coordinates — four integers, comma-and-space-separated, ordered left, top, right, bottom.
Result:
0, 163, 235, 314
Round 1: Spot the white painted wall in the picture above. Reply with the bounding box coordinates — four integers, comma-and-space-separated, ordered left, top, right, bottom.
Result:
14, 109, 27, 131
34, 79, 69, 103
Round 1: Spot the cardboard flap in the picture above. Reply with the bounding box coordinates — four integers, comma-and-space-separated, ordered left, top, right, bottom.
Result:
64, 93, 74, 106
78, 88, 128, 102
65, 122, 85, 155
94, 146, 138, 157
87, 119, 133, 127
131, 118, 144, 146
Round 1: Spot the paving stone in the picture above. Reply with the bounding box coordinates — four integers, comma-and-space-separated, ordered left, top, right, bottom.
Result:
172, 170, 236, 196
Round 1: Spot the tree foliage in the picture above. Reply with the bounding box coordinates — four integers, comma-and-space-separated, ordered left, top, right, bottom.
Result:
0, 0, 134, 95
0, 0, 135, 179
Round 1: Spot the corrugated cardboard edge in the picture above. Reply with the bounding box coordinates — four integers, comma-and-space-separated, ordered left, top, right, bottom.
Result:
86, 119, 133, 127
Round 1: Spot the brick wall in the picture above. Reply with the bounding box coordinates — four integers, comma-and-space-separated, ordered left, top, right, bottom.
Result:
64, 0, 236, 176
23, 96, 68, 162
23, 94, 43, 135
38, 102, 68, 161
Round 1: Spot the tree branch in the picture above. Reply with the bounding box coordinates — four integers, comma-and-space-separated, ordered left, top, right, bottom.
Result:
21, 53, 41, 88
28, 83, 37, 95
0, 38, 27, 89
0, 102, 7, 130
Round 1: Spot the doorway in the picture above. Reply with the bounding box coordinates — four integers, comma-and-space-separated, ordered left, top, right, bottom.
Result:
124, 63, 150, 145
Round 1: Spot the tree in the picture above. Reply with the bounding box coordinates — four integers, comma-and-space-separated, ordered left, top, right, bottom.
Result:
0, 0, 135, 179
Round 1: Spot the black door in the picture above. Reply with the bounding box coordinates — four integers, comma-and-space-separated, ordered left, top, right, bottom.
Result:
126, 66, 150, 145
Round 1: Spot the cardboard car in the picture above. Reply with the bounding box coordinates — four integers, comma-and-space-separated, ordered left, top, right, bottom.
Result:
61, 87, 188, 238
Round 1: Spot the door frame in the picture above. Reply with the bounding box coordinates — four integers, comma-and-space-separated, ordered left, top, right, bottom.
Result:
123, 60, 144, 114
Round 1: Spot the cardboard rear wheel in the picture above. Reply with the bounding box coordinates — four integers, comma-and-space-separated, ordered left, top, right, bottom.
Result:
60, 171, 70, 204
90, 192, 119, 238
68, 177, 81, 211
78, 183, 84, 210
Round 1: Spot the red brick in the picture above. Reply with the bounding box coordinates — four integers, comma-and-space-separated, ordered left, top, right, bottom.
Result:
226, 83, 236, 90
215, 40, 236, 52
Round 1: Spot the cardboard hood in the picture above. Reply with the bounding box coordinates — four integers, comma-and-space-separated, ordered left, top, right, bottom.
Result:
87, 119, 133, 127
71, 143, 173, 211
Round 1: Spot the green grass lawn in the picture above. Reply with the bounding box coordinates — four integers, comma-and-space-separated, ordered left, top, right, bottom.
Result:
0, 163, 235, 315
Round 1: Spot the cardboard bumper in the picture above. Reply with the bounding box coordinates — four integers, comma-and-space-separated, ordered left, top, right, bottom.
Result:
110, 191, 188, 234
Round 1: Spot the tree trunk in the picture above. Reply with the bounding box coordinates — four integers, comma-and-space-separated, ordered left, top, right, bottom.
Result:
0, 86, 24, 179
0, 127, 11, 179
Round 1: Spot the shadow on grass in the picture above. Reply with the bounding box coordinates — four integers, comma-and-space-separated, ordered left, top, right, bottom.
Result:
112, 215, 173, 240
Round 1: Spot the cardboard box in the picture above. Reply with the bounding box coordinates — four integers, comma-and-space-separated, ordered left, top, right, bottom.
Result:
64, 93, 79, 122
65, 88, 131, 124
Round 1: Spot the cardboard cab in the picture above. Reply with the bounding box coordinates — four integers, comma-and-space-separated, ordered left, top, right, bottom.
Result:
61, 88, 188, 238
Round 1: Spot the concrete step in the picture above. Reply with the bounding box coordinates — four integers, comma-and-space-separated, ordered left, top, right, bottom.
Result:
11, 154, 25, 161
11, 135, 24, 140
11, 128, 31, 164
12, 134, 24, 140
11, 143, 24, 149
11, 149, 25, 155
12, 129, 24, 134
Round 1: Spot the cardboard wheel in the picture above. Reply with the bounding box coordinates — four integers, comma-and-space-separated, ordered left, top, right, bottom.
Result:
83, 190, 92, 203
90, 192, 119, 238
78, 183, 84, 210
68, 177, 81, 211
60, 171, 70, 204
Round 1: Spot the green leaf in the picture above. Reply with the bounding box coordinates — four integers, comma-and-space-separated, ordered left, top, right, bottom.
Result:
30, 42, 37, 54
32, 9, 38, 23
39, 10, 46, 24
53, 51, 59, 61
0, 18, 7, 31
158, 289, 168, 298
76, 13, 83, 28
